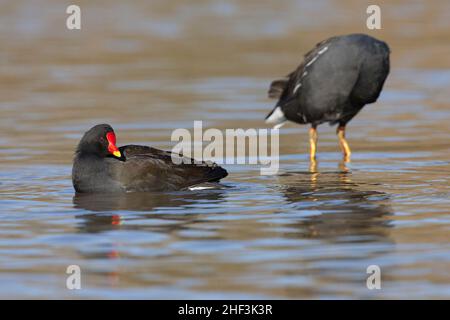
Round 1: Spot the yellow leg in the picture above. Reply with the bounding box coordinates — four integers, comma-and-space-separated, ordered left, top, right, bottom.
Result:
309, 126, 318, 161
309, 158, 318, 173
337, 126, 351, 162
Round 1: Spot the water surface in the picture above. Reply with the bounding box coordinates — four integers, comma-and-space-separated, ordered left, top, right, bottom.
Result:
0, 0, 450, 299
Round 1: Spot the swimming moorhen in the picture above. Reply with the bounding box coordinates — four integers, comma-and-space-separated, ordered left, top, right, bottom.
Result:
265, 33, 390, 162
72, 124, 228, 193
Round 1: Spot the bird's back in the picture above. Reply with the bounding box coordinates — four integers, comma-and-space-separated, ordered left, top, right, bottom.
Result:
116, 145, 228, 192
348, 35, 390, 106
268, 34, 390, 126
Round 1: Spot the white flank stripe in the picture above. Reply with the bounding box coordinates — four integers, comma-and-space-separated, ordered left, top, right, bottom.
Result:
317, 46, 328, 55
189, 186, 214, 190
305, 56, 318, 67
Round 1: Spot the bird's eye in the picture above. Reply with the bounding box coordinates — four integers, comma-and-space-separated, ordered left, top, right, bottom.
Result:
99, 137, 105, 143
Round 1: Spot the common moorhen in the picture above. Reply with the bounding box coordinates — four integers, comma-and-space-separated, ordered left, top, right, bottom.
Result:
265, 33, 390, 162
72, 124, 228, 193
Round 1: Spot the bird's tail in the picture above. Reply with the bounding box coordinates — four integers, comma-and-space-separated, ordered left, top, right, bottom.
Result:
265, 106, 287, 129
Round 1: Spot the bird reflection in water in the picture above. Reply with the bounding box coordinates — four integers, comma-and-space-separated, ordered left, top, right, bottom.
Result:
73, 189, 226, 286
73, 188, 226, 230
75, 190, 208, 212
278, 160, 393, 242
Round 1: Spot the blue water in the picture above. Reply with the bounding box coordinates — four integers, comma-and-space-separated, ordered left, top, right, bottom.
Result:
1, 0, 450, 299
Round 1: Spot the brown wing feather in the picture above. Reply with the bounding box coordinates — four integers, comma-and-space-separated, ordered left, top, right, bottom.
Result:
117, 145, 227, 192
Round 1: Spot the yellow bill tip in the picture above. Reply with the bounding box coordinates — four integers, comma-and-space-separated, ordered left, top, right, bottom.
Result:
113, 150, 122, 158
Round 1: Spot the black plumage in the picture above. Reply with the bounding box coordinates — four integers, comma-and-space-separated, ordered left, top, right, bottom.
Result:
72, 124, 227, 193
265, 33, 390, 160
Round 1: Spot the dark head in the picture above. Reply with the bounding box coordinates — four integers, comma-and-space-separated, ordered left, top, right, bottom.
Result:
76, 124, 121, 158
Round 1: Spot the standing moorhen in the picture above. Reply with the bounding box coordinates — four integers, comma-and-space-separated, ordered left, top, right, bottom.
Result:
72, 124, 228, 193
265, 33, 390, 162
